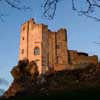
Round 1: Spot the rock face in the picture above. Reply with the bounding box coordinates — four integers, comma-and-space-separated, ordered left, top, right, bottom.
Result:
11, 60, 39, 80
2, 60, 100, 99
3, 59, 39, 98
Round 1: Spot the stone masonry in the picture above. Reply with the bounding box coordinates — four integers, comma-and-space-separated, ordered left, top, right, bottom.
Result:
19, 18, 98, 74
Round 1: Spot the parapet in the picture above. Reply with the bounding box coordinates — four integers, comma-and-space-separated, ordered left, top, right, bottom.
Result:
68, 50, 98, 65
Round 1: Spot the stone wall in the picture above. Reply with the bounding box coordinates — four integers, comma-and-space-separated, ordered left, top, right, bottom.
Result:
54, 64, 68, 71
47, 28, 69, 71
68, 50, 78, 64
19, 19, 43, 74
68, 50, 98, 65
42, 25, 49, 74
48, 31, 56, 67
77, 55, 98, 65
19, 21, 29, 60
56, 29, 68, 65
18, 18, 98, 74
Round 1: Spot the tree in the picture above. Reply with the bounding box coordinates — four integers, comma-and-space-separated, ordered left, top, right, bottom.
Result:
42, 0, 60, 19
0, 0, 30, 21
42, 0, 100, 21
0, 0, 100, 21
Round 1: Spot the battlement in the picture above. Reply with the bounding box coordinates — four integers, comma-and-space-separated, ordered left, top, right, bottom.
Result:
18, 18, 98, 74
68, 50, 98, 65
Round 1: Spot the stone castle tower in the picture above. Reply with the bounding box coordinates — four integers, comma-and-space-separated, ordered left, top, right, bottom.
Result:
19, 18, 69, 74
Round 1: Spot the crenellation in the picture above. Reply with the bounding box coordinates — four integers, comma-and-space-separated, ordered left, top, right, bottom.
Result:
18, 18, 98, 74
68, 50, 98, 65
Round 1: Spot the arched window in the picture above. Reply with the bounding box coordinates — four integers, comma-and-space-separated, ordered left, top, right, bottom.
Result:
34, 47, 40, 55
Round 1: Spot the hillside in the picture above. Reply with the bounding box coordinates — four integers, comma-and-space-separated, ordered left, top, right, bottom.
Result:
1, 60, 100, 99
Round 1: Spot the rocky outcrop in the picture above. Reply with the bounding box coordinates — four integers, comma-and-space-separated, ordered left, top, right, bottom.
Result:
3, 59, 39, 98
2, 60, 100, 99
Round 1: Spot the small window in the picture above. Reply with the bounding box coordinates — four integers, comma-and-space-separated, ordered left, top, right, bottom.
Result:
22, 37, 24, 40
21, 49, 24, 54
23, 27, 25, 31
34, 47, 40, 55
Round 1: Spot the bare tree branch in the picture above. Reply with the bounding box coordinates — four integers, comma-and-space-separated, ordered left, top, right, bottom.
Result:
0, 0, 100, 21
0, 0, 30, 21
42, 0, 100, 21
4, 0, 30, 10
72, 0, 100, 21
42, 0, 61, 19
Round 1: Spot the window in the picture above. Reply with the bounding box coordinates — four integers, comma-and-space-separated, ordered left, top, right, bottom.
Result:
23, 26, 25, 31
34, 47, 40, 55
21, 49, 24, 54
22, 37, 24, 40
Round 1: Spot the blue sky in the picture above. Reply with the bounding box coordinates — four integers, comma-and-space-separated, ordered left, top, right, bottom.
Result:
0, 0, 100, 90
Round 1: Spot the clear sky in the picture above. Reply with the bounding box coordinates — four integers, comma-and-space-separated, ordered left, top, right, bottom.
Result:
0, 0, 100, 90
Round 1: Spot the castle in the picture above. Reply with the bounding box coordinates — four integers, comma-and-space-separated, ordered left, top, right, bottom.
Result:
19, 18, 98, 74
